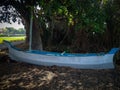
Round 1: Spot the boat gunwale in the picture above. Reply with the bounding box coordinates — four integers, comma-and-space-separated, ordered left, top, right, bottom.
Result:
4, 40, 119, 57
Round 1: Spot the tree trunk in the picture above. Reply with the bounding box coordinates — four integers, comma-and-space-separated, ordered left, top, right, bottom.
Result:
0, 0, 43, 51
105, 19, 114, 49
9, 1, 43, 51
32, 17, 43, 50
24, 15, 43, 51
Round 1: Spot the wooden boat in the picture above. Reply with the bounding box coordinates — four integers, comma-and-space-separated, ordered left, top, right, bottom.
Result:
4, 40, 119, 69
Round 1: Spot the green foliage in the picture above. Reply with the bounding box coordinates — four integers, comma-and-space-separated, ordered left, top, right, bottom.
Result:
0, 5, 21, 23
1, 0, 117, 49
112, 0, 120, 46
37, 0, 109, 33
0, 0, 110, 34
2, 27, 26, 35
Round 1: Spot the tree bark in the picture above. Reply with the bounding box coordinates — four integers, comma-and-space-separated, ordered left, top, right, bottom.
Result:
10, 1, 43, 50
23, 14, 43, 50
32, 16, 43, 50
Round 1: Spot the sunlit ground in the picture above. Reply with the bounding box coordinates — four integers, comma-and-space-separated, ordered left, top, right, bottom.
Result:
0, 36, 25, 44
0, 58, 120, 90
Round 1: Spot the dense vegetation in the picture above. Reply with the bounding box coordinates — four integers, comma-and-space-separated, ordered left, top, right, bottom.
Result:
0, 27, 25, 43
0, 27, 25, 36
0, 0, 120, 52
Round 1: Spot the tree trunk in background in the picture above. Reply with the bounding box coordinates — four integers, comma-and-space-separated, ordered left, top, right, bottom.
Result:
72, 30, 89, 53
105, 19, 114, 49
24, 16, 43, 51
32, 16, 43, 50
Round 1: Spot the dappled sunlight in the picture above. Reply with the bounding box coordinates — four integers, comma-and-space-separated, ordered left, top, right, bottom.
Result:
0, 68, 57, 89
0, 61, 120, 89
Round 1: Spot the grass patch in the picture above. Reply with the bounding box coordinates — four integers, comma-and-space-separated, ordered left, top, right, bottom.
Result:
0, 36, 25, 44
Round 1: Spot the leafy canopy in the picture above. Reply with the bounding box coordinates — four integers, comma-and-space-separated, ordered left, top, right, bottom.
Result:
37, 0, 110, 33
0, 0, 110, 33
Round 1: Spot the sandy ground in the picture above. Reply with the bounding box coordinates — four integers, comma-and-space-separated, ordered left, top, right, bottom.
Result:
0, 50, 120, 90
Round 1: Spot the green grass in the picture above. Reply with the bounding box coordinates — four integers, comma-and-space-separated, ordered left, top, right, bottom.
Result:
0, 36, 25, 44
